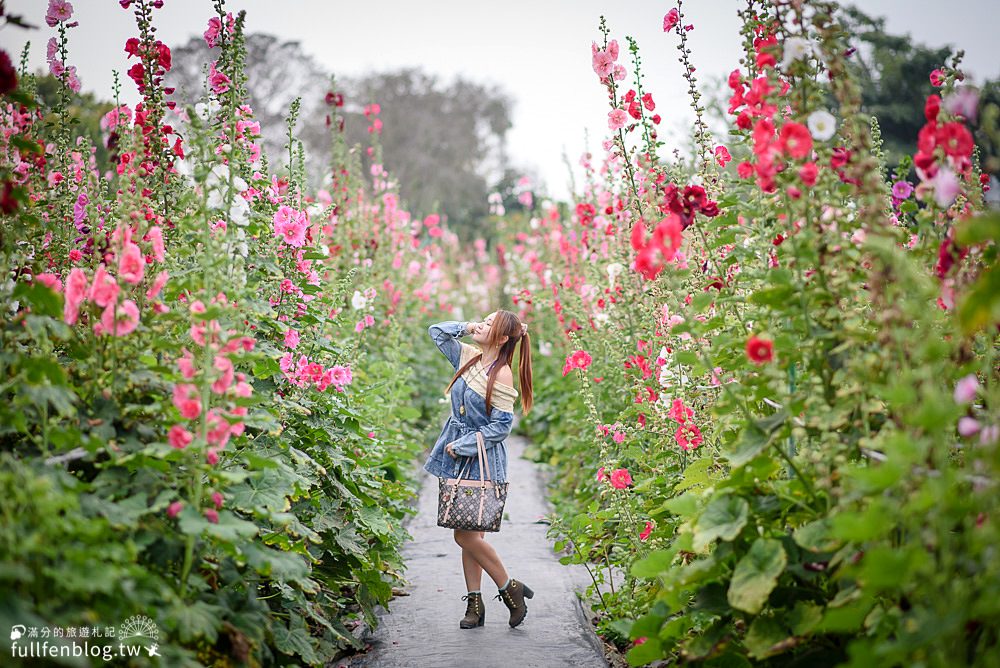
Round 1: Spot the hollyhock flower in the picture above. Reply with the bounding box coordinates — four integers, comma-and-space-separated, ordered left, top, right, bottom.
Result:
954, 374, 979, 404
778, 122, 813, 159
46, 0, 73, 26
609, 468, 633, 489
943, 86, 979, 123
206, 448, 220, 465
563, 350, 593, 376
675, 422, 703, 451
35, 273, 63, 293
63, 268, 89, 325
208, 61, 231, 94
640, 521, 653, 541
591, 40, 619, 79
284, 328, 300, 349
205, 409, 232, 447
930, 166, 961, 208
958, 417, 981, 437
737, 161, 754, 179
147, 225, 165, 261
211, 355, 234, 394
663, 8, 680, 31
799, 162, 819, 186
172, 383, 202, 420
100, 300, 140, 337
807, 110, 836, 141
177, 349, 197, 379
641, 93, 655, 111
273, 206, 308, 247
929, 69, 945, 87
118, 242, 145, 284
892, 181, 914, 199
204, 509, 219, 524
89, 266, 119, 308
212, 491, 224, 510
168, 424, 193, 449
780, 36, 815, 69
330, 365, 353, 388
596, 466, 608, 482
746, 335, 774, 364
981, 425, 999, 446
167, 501, 183, 518
69, 248, 83, 263
146, 270, 169, 300
714, 145, 732, 167
608, 108, 628, 131
668, 398, 693, 424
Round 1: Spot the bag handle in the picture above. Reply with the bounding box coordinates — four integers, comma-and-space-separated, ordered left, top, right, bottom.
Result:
454, 431, 492, 486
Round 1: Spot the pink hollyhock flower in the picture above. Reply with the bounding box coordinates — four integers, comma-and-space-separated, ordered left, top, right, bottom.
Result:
746, 335, 774, 364
211, 355, 234, 394
206, 448, 220, 465
35, 273, 63, 293
46, 0, 73, 27
147, 225, 165, 262
668, 398, 693, 424
640, 520, 653, 541
929, 69, 945, 87
562, 350, 593, 376
330, 364, 353, 388
943, 86, 980, 123
168, 424, 193, 449
675, 422, 703, 451
609, 468, 633, 489
64, 267, 89, 325
981, 425, 999, 446
89, 266, 119, 308
208, 61, 231, 94
663, 8, 680, 32
608, 108, 628, 131
714, 145, 732, 167
954, 374, 979, 404
172, 383, 202, 420
177, 348, 196, 379
211, 491, 224, 510
284, 328, 300, 349
69, 249, 83, 262
612, 431, 625, 444
958, 417, 981, 437
596, 466, 608, 482
100, 299, 140, 337
146, 270, 169, 300
273, 206, 308, 247
205, 409, 231, 447
930, 166, 961, 208
167, 501, 183, 518
204, 508, 219, 524
591, 40, 619, 79
892, 181, 913, 199
279, 352, 295, 373
118, 241, 145, 284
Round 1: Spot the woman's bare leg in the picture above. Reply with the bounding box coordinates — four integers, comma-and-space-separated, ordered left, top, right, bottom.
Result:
460, 531, 485, 591
455, 529, 509, 588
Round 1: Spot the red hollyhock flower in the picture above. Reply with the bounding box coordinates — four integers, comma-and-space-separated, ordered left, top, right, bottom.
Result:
777, 121, 813, 160
799, 162, 819, 186
925, 94, 941, 121
641, 93, 655, 111
746, 335, 774, 364
936, 121, 974, 160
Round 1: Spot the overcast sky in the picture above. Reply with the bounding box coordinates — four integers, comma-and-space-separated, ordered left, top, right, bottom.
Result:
5, 1, 999, 202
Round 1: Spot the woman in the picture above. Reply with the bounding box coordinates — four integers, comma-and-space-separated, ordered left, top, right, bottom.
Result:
423, 311, 535, 629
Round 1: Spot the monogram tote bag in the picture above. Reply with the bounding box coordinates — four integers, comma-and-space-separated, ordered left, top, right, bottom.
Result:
437, 431, 509, 532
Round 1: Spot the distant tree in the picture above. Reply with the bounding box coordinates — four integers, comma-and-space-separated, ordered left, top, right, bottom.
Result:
166, 34, 528, 239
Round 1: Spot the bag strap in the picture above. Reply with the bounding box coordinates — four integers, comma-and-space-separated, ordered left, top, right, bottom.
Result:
455, 432, 492, 487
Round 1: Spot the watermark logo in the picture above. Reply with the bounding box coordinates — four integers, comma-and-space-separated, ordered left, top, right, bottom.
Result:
9, 615, 162, 662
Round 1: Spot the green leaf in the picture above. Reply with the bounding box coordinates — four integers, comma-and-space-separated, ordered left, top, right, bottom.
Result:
723, 425, 769, 469
727, 538, 787, 614
631, 549, 676, 578
273, 612, 319, 664
744, 616, 789, 659
169, 601, 223, 643
958, 264, 1000, 335
693, 494, 749, 551
626, 637, 663, 665
793, 518, 840, 553
178, 508, 259, 542
954, 211, 1000, 245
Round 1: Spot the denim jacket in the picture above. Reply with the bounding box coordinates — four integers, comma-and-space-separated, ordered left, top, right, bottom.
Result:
422, 320, 518, 483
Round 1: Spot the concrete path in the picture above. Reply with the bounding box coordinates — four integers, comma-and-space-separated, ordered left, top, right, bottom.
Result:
345, 423, 608, 668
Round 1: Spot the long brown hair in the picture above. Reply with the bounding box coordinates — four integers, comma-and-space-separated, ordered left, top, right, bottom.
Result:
444, 310, 533, 417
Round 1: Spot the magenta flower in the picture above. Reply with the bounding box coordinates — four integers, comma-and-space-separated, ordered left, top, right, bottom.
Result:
168, 424, 193, 449
675, 422, 703, 451
562, 350, 593, 376
891, 181, 913, 199
45, 0, 73, 27
640, 521, 653, 541
668, 398, 693, 424
118, 242, 145, 285
167, 501, 183, 519
172, 383, 202, 420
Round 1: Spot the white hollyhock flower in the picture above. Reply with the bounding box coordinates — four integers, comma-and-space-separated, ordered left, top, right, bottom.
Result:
351, 290, 367, 310
807, 110, 837, 141
781, 36, 816, 69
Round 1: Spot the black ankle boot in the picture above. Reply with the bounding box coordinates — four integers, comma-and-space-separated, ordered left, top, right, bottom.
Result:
494, 579, 534, 628
460, 592, 485, 628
